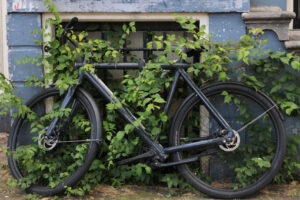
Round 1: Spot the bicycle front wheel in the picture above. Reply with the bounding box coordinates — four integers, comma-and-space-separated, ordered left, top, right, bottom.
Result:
8, 87, 101, 195
170, 82, 286, 199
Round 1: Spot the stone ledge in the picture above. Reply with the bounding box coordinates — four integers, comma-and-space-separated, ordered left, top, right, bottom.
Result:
242, 6, 295, 41
284, 40, 300, 50
288, 30, 300, 41
284, 30, 300, 54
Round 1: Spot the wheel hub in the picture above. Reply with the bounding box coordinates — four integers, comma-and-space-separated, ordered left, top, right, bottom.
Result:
38, 126, 60, 151
219, 130, 240, 152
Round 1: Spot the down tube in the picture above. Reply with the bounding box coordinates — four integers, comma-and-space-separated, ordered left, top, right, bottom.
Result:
83, 71, 168, 159
178, 68, 233, 131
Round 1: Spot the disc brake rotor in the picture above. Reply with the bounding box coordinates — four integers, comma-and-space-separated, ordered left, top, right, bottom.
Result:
38, 127, 60, 151
219, 130, 240, 152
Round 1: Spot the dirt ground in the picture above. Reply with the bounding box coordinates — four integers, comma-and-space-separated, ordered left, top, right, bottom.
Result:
0, 132, 300, 200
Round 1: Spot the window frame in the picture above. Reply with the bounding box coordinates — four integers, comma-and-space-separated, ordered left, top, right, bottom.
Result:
287, 0, 299, 29
42, 12, 209, 45
0, 1, 2, 74
0, 0, 8, 77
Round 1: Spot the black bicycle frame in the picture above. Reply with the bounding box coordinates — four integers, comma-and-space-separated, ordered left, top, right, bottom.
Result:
46, 61, 233, 161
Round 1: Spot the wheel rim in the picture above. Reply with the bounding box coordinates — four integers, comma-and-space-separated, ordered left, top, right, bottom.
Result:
9, 90, 97, 191
175, 87, 283, 193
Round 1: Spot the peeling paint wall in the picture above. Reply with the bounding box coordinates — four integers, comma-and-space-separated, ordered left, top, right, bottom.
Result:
209, 13, 246, 42
0, 0, 10, 132
7, 14, 43, 103
7, 0, 250, 13
259, 31, 300, 135
5, 0, 250, 107
251, 0, 287, 10
4, 0, 299, 138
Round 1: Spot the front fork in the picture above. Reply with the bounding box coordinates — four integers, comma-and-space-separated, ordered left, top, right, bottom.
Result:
45, 71, 84, 139
44, 86, 77, 139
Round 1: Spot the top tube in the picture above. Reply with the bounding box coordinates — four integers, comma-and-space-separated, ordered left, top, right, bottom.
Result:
75, 62, 190, 70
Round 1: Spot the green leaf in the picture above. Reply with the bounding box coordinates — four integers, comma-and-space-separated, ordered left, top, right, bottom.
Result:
147, 42, 152, 49
155, 41, 163, 49
224, 94, 232, 103
270, 84, 282, 94
116, 131, 125, 140
136, 166, 142, 176
218, 72, 228, 81
124, 124, 134, 133
153, 96, 165, 103
280, 57, 290, 64
270, 51, 285, 59
149, 88, 160, 94
151, 127, 161, 135
145, 166, 151, 174
291, 60, 300, 71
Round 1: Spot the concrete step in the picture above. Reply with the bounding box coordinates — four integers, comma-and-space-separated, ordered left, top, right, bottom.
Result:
285, 30, 300, 53
284, 40, 300, 49
288, 30, 300, 41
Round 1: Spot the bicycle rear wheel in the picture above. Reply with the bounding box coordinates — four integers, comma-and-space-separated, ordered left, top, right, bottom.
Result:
170, 82, 286, 199
8, 87, 101, 195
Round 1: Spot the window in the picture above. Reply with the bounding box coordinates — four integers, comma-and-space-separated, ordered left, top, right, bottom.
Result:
69, 21, 196, 62
43, 13, 209, 50
43, 13, 208, 80
293, 0, 300, 29
0, 0, 8, 77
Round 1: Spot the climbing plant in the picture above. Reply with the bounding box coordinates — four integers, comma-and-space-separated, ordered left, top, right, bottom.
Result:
0, 0, 300, 197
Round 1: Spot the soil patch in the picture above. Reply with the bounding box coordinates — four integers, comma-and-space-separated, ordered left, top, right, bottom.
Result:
0, 133, 299, 200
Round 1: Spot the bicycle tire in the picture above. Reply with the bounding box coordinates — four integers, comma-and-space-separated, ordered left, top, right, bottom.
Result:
169, 82, 286, 199
8, 87, 102, 195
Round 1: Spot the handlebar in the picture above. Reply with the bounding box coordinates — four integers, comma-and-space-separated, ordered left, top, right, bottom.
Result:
44, 17, 79, 52
63, 17, 78, 33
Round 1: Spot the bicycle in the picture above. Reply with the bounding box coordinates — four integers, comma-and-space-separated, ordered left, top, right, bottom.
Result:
8, 17, 286, 199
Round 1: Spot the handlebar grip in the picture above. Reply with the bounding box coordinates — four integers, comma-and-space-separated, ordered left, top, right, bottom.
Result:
65, 17, 78, 30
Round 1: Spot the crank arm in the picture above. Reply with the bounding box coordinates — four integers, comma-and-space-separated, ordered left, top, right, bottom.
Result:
154, 148, 220, 168
164, 136, 226, 154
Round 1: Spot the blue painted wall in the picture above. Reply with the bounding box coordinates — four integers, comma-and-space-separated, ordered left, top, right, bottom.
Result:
260, 31, 300, 136
209, 13, 246, 42
259, 30, 286, 52
251, 0, 286, 10
2, 0, 250, 132
4, 0, 294, 135
7, 0, 250, 13
209, 13, 299, 137
7, 14, 43, 103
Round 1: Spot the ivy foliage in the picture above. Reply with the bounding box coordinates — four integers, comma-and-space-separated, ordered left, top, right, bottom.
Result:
0, 0, 300, 197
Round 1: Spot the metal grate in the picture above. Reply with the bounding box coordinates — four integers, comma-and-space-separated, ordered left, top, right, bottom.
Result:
294, 0, 300, 29
63, 21, 196, 62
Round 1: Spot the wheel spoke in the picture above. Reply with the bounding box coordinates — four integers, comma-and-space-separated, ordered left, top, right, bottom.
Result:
237, 104, 277, 133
